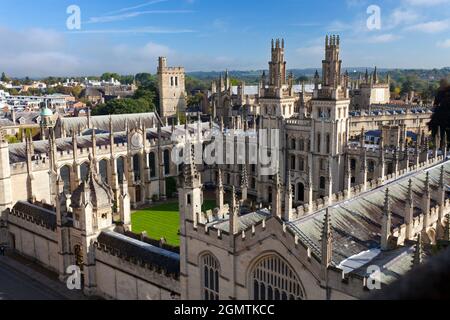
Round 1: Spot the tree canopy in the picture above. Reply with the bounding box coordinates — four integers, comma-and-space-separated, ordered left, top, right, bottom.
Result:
92, 98, 155, 116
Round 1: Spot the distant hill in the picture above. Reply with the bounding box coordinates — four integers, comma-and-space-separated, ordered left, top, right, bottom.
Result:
188, 67, 450, 85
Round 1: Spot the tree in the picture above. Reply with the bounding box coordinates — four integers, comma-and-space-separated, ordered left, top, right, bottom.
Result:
135, 73, 155, 87
101, 72, 121, 82
429, 79, 450, 139
92, 98, 155, 116
1, 72, 10, 82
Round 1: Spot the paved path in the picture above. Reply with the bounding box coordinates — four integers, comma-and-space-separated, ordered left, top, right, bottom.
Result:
0, 254, 88, 300
0, 257, 67, 300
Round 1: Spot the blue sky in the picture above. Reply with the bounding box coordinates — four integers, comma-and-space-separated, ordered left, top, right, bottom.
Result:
0, 0, 450, 77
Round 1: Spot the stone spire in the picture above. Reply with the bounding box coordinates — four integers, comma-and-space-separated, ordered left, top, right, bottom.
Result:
412, 234, 424, 268
381, 188, 392, 251
240, 165, 248, 201
272, 170, 282, 219
216, 169, 224, 213
230, 186, 240, 235
284, 171, 294, 221
373, 66, 378, 84
405, 179, 414, 240
182, 145, 201, 188
321, 208, 333, 282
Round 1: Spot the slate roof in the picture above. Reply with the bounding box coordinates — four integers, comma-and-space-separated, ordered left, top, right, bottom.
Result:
287, 160, 450, 281
96, 231, 180, 276
59, 112, 161, 134
11, 201, 57, 230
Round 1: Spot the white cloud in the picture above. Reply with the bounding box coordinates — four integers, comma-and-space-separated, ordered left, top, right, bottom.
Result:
366, 34, 401, 43
405, 19, 450, 33
86, 10, 193, 24
437, 39, 450, 48
403, 0, 450, 6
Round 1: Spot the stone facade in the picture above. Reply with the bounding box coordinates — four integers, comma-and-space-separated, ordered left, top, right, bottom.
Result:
158, 57, 187, 118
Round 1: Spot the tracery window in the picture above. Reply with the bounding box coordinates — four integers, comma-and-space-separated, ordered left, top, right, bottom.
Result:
251, 255, 305, 300
201, 254, 220, 300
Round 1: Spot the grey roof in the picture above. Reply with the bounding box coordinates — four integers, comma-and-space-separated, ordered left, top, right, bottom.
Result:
287, 160, 449, 278
96, 231, 180, 276
11, 201, 57, 230
59, 112, 161, 134
207, 208, 271, 233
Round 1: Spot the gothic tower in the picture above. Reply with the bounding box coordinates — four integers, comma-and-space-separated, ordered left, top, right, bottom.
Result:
310, 35, 350, 195
158, 57, 187, 119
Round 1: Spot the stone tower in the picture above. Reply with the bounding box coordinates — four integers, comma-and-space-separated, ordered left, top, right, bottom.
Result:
311, 35, 350, 195
269, 39, 287, 89
157, 57, 187, 119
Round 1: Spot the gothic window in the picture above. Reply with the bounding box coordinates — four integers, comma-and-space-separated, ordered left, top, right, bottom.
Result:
326, 134, 331, 154
320, 176, 326, 190
170, 77, 174, 86
291, 139, 296, 150
60, 166, 71, 193
149, 152, 156, 178
117, 157, 125, 184
317, 134, 321, 153
299, 139, 304, 151
297, 183, 305, 202
201, 254, 220, 300
368, 161, 375, 173
250, 255, 305, 300
175, 77, 178, 86
299, 157, 305, 172
350, 158, 356, 170
251, 178, 256, 189
291, 155, 296, 171
80, 162, 89, 182
99, 159, 108, 184
163, 149, 170, 175
133, 154, 141, 182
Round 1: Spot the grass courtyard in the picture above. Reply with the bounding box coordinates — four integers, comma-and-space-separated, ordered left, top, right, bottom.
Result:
131, 200, 216, 246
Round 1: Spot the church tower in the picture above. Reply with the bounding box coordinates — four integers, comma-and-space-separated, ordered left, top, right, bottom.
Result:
157, 57, 187, 119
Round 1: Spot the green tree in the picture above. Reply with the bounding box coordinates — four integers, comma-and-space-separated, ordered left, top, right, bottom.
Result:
1, 72, 10, 82
92, 98, 155, 116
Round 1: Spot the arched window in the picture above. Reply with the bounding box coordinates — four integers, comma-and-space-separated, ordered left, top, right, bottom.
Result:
326, 134, 331, 154
251, 255, 305, 300
60, 165, 71, 193
368, 160, 375, 173
80, 162, 89, 182
299, 157, 305, 172
163, 149, 170, 175
99, 159, 108, 183
317, 133, 321, 153
117, 157, 125, 184
291, 155, 296, 171
299, 139, 304, 151
149, 152, 156, 178
320, 176, 326, 190
297, 183, 305, 202
291, 139, 296, 150
350, 158, 356, 170
133, 154, 141, 182
201, 254, 220, 300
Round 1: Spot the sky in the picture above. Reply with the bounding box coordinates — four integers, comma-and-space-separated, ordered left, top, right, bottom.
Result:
0, 0, 450, 77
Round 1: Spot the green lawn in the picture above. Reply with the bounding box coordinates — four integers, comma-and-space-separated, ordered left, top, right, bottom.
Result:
131, 200, 216, 246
